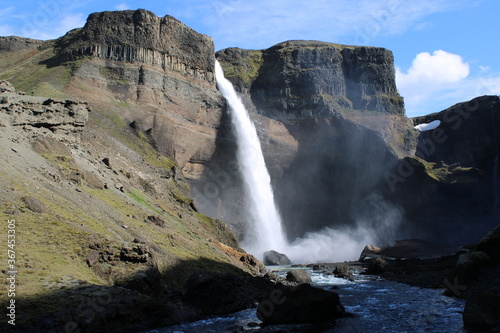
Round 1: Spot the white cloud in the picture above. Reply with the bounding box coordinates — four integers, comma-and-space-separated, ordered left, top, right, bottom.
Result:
396, 50, 470, 102
115, 3, 130, 11
397, 50, 500, 117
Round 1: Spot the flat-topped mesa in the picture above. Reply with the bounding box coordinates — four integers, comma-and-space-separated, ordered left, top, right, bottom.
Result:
57, 9, 215, 83
216, 40, 405, 118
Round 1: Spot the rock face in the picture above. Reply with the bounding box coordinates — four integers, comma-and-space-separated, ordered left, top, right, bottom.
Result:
206, 42, 415, 241
217, 40, 404, 118
387, 96, 500, 245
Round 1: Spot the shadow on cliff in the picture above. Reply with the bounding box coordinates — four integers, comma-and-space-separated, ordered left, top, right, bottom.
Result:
5, 257, 271, 333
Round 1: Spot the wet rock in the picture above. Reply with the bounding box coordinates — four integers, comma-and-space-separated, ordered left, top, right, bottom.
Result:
333, 263, 352, 279
257, 283, 345, 325
263, 250, 291, 265
286, 269, 312, 284
366, 258, 389, 274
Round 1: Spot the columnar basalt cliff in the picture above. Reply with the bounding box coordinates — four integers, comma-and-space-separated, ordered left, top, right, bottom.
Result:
54, 9, 223, 170
57, 9, 215, 82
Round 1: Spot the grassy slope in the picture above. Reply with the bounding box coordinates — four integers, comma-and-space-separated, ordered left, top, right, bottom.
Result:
0, 43, 251, 327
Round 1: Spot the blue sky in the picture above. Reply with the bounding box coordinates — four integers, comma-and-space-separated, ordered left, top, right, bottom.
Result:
0, 0, 499, 117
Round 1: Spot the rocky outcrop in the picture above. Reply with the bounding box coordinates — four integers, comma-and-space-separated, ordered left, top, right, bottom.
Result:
387, 96, 500, 246
0, 36, 44, 53
217, 40, 404, 118
0, 80, 90, 142
57, 9, 215, 82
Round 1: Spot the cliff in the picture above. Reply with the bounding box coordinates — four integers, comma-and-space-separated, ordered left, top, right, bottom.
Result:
208, 41, 415, 240
57, 9, 215, 82
217, 40, 404, 118
386, 96, 500, 245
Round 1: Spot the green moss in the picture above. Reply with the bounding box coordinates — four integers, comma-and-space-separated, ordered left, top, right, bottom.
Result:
172, 190, 194, 205
196, 213, 214, 229
42, 154, 79, 173
219, 50, 264, 85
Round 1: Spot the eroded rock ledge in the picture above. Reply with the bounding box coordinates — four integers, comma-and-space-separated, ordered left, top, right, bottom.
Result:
0, 80, 90, 142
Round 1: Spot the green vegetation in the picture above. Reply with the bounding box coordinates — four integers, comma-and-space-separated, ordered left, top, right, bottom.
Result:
219, 50, 264, 85
408, 157, 482, 184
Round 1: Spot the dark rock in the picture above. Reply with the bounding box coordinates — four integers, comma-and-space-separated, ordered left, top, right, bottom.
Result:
454, 251, 490, 285
24, 197, 46, 213
475, 224, 500, 263
57, 9, 215, 83
257, 283, 345, 325
333, 263, 352, 279
184, 271, 274, 316
366, 258, 389, 274
463, 292, 500, 332
286, 269, 312, 284
145, 215, 166, 227
263, 250, 291, 265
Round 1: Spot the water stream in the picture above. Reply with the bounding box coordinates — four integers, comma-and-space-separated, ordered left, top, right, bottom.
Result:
147, 267, 465, 333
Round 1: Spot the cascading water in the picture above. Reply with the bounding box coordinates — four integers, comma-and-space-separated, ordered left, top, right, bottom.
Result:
215, 61, 287, 258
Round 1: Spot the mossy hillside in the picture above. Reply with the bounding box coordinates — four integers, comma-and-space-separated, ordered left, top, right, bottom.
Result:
0, 46, 71, 98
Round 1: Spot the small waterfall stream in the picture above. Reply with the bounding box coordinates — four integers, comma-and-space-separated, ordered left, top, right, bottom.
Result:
215, 61, 287, 259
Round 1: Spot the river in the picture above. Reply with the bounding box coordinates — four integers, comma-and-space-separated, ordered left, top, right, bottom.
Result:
145, 266, 465, 333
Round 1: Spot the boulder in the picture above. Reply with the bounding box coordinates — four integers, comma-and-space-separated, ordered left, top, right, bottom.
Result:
24, 197, 46, 213
286, 269, 312, 284
463, 292, 500, 332
366, 258, 389, 274
257, 283, 345, 325
263, 250, 291, 265
333, 263, 352, 279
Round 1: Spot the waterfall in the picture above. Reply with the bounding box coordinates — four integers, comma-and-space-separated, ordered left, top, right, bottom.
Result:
215, 61, 287, 259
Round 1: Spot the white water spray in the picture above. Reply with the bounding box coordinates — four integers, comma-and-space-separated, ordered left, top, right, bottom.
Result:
215, 61, 287, 259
